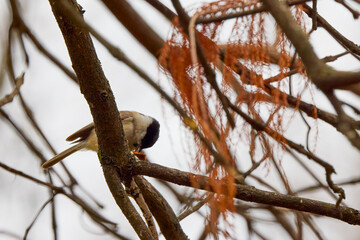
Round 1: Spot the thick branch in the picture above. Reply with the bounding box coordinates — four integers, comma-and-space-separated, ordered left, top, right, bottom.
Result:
133, 161, 360, 225
316, 70, 360, 92
48, 0, 153, 239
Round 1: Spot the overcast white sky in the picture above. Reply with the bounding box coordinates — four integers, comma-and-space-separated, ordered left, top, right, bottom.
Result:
0, 0, 359, 239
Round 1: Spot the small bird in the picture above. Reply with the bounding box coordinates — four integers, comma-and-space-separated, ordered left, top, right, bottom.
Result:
42, 111, 160, 169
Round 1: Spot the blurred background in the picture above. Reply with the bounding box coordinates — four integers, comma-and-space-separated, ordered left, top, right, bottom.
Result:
0, 0, 359, 239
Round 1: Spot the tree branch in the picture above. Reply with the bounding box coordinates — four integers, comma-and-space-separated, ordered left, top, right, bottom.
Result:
302, 4, 360, 57
134, 176, 188, 240
101, 0, 164, 57
0, 72, 24, 107
133, 161, 360, 225
196, 0, 311, 24
48, 0, 154, 239
261, 0, 324, 80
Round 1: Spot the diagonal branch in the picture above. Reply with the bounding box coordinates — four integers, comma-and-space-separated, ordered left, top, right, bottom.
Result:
0, 161, 63, 192
48, 0, 153, 239
101, 0, 164, 57
302, 4, 360, 57
144, 0, 176, 21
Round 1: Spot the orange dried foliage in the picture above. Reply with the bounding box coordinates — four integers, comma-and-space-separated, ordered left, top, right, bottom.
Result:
159, 0, 312, 235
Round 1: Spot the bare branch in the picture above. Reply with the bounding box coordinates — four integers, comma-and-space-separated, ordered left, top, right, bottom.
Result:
302, 4, 360, 58
334, 0, 360, 19
196, 0, 311, 24
0, 161, 63, 192
48, 0, 154, 238
23, 197, 56, 240
177, 193, 213, 221
133, 161, 360, 225
135, 176, 188, 240
101, 0, 164, 57
126, 180, 158, 240
144, 0, 176, 21
0, 72, 24, 107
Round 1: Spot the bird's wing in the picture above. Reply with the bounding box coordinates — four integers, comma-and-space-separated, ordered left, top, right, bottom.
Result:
66, 123, 94, 142
66, 112, 134, 143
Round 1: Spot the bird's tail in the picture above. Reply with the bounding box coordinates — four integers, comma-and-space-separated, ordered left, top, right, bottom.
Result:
42, 142, 85, 169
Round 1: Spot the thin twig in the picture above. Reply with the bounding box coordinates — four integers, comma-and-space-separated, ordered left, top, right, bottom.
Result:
334, 0, 360, 19
326, 91, 360, 150
263, 68, 300, 84
286, 147, 346, 205
23, 27, 77, 82
312, 0, 318, 30
178, 193, 214, 221
23, 196, 56, 240
0, 230, 22, 240
0, 72, 24, 107
126, 180, 158, 240
302, 4, 360, 57
0, 161, 63, 192
227, 102, 346, 203
321, 51, 350, 63
196, 0, 311, 24
296, 177, 360, 194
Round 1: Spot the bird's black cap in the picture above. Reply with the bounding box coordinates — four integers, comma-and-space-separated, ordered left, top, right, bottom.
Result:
140, 119, 160, 150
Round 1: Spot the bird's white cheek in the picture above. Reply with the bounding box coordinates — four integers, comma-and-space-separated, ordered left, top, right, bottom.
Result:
123, 123, 136, 149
